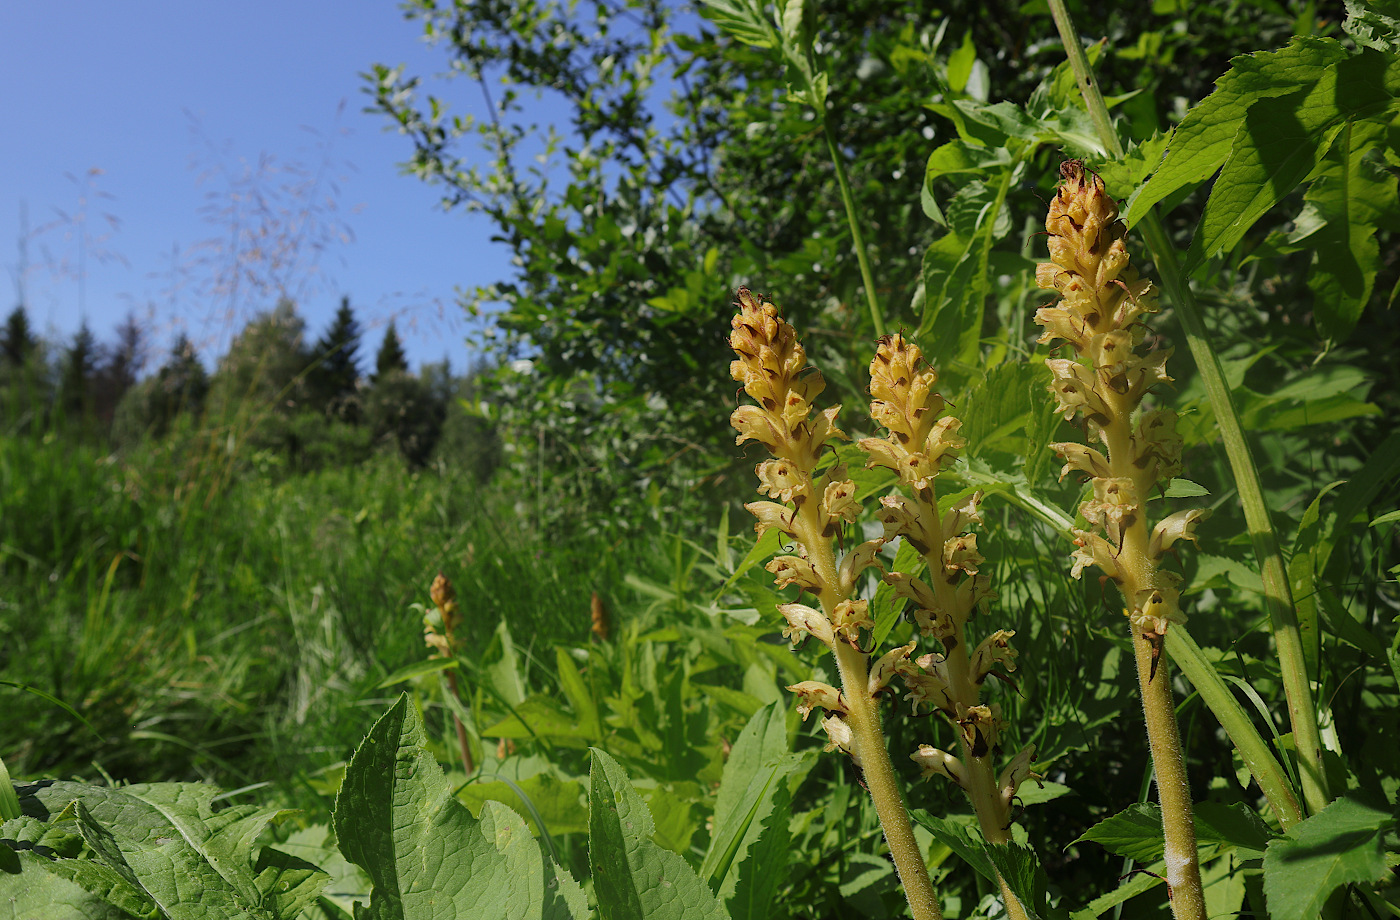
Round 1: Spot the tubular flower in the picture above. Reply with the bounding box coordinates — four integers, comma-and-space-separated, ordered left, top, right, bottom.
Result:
731, 289, 945, 916
1033, 162, 1206, 633
424, 572, 461, 658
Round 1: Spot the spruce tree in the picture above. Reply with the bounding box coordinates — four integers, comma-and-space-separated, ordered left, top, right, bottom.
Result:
2, 306, 36, 368
309, 296, 362, 412
59, 321, 99, 416
373, 320, 408, 382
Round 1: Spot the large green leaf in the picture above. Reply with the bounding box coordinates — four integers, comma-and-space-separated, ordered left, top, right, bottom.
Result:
17, 780, 320, 920
333, 694, 588, 920
587, 749, 729, 920
700, 702, 802, 920
1263, 797, 1395, 920
1125, 37, 1350, 226
1074, 801, 1274, 864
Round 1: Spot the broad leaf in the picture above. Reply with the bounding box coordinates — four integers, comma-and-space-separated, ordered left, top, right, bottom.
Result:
1263, 797, 1395, 920
587, 748, 729, 920
701, 702, 800, 920
1126, 37, 1350, 226
333, 694, 587, 920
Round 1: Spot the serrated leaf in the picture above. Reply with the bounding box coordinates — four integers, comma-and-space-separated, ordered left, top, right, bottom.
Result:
1344, 0, 1400, 53
701, 702, 798, 920
0, 848, 149, 920
375, 658, 459, 689
1126, 37, 1350, 226
333, 694, 587, 920
1075, 801, 1274, 865
1263, 797, 1395, 920
699, 0, 775, 49
482, 695, 596, 745
20, 780, 312, 920
587, 749, 729, 920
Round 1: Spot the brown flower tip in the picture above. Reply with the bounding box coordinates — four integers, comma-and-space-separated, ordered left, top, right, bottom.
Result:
590, 591, 611, 641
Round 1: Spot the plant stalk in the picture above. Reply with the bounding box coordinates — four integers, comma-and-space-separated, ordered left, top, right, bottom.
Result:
1131, 620, 1206, 919
444, 669, 475, 774
800, 503, 942, 920
831, 642, 944, 920
1044, 0, 1330, 816
822, 118, 886, 337
1167, 627, 1301, 830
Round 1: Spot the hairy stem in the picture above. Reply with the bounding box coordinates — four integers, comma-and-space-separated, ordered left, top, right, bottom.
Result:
1045, 0, 1328, 815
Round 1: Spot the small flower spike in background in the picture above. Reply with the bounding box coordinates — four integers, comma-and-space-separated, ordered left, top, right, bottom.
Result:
728, 289, 943, 920
1035, 161, 1208, 920
425, 572, 474, 774
859, 333, 1038, 920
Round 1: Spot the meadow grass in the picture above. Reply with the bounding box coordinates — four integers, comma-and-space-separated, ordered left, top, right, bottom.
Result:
0, 424, 640, 806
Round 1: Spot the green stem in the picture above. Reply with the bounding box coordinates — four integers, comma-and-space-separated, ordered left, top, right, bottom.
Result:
1044, 0, 1331, 816
1166, 627, 1302, 830
822, 117, 886, 337
797, 499, 941, 920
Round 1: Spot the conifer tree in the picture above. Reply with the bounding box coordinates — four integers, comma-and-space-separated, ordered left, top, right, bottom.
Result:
59, 321, 99, 416
373, 320, 408, 382
309, 296, 362, 413
2, 306, 36, 369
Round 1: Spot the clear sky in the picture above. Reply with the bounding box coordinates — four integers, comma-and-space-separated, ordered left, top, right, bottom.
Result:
1, 1, 521, 375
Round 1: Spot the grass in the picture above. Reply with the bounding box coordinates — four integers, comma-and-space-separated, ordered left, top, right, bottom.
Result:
0, 423, 644, 807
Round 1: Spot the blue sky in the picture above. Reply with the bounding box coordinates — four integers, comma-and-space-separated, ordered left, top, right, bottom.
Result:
1, 1, 527, 374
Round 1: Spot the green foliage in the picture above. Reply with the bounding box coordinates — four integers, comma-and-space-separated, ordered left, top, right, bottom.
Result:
1263, 798, 1398, 920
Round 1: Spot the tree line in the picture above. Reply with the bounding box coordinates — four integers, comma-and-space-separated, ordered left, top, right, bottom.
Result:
0, 297, 499, 477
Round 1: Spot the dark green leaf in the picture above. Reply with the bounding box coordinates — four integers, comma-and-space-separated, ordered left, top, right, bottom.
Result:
1263, 797, 1395, 920
587, 748, 729, 920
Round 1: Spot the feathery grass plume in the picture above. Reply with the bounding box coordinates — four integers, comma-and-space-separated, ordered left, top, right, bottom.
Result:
1035, 161, 1208, 920
729, 288, 943, 920
859, 333, 1037, 920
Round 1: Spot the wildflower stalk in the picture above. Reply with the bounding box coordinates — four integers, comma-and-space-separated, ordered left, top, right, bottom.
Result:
1045, 0, 1329, 815
425, 573, 474, 774
728, 289, 940, 920
860, 335, 1036, 920
1035, 163, 1205, 920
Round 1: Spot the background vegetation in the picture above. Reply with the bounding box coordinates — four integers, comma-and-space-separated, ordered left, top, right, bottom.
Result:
4, 0, 1399, 917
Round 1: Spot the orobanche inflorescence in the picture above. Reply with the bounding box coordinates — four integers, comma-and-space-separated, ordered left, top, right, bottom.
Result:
728, 289, 1037, 920
1034, 161, 1209, 920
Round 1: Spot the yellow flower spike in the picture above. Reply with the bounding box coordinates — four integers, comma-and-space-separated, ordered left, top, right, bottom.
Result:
730, 289, 944, 920
1036, 162, 1208, 920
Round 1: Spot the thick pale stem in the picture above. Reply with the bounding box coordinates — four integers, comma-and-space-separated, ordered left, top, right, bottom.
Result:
797, 503, 942, 920
1044, 0, 1329, 815
832, 642, 944, 920
915, 495, 1026, 920
1131, 622, 1206, 919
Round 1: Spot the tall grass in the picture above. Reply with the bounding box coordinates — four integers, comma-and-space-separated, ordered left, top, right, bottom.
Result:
0, 422, 642, 805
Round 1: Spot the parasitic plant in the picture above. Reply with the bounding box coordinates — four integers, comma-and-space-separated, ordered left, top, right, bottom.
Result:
1034, 161, 1209, 920
729, 290, 1039, 920
861, 333, 1038, 920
